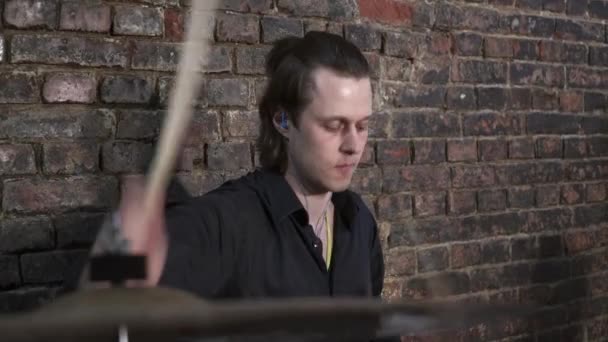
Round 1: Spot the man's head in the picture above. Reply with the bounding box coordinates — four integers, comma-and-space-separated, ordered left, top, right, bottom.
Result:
257, 31, 372, 194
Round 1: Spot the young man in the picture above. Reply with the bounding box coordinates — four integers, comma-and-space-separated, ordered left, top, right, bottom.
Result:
87, 31, 395, 340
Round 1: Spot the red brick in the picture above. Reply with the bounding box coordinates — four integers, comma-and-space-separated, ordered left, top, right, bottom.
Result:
585, 182, 607, 202
484, 37, 513, 58
561, 183, 584, 204
447, 138, 477, 162
377, 193, 412, 220
43, 142, 98, 174
412, 139, 445, 164
414, 192, 446, 217
358, 0, 413, 26
377, 141, 411, 165
350, 167, 382, 194
559, 91, 583, 112
0, 144, 36, 175
43, 73, 96, 104
383, 165, 450, 192
463, 113, 523, 136
60, 1, 111, 32
478, 189, 507, 212
451, 242, 482, 268
532, 89, 559, 110
536, 137, 562, 158
448, 190, 476, 215
385, 248, 416, 276
565, 230, 596, 254
3, 176, 118, 212
451, 165, 497, 188
164, 8, 183, 41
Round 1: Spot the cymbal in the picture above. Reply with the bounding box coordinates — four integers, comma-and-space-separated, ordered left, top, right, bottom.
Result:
0, 287, 535, 342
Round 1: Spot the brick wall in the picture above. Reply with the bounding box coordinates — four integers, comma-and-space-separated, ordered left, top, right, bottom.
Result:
0, 0, 607, 340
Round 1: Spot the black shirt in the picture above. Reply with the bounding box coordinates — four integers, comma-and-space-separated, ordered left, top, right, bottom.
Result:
159, 168, 386, 301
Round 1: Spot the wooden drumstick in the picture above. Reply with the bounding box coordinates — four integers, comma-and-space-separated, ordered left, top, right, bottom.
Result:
142, 0, 220, 220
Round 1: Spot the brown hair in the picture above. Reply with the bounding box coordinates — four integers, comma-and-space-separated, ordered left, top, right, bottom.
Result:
256, 31, 370, 173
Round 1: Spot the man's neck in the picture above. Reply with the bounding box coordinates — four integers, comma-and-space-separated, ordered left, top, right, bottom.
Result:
284, 169, 332, 226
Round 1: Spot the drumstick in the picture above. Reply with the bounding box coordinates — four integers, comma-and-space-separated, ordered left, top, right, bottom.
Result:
142, 0, 220, 220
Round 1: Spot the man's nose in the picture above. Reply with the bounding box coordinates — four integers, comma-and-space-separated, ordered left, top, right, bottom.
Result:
340, 127, 363, 155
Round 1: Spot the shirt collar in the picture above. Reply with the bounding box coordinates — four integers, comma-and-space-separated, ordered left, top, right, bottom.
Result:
255, 169, 360, 229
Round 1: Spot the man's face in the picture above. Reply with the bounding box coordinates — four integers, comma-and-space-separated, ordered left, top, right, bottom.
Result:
285, 67, 373, 194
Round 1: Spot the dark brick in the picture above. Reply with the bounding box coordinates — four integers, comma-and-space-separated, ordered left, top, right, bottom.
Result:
164, 7, 183, 41
531, 260, 570, 283
509, 15, 555, 37
380, 56, 411, 81
448, 190, 477, 215
54, 213, 105, 248
543, 0, 566, 11
4, 0, 58, 29
185, 111, 221, 145
448, 211, 526, 241
508, 88, 533, 109
0, 256, 20, 289
567, 0, 588, 15
0, 286, 58, 313
414, 192, 446, 217
477, 87, 508, 110
581, 116, 608, 134
0, 217, 54, 253
536, 185, 560, 207
387, 85, 446, 109
43, 73, 96, 104
589, 0, 608, 18
437, 4, 506, 33
588, 317, 608, 340
207, 142, 252, 170
377, 193, 412, 220
463, 113, 522, 136
403, 272, 470, 299
350, 167, 382, 194
345, 24, 383, 51
446, 138, 476, 162
278, 0, 357, 19
207, 78, 249, 107
364, 52, 381, 80
262, 16, 304, 43
555, 19, 604, 42
218, 0, 273, 13
450, 242, 481, 268
113, 5, 163, 36
478, 189, 507, 212
496, 161, 564, 186
561, 183, 585, 205
132, 41, 179, 71
512, 237, 537, 260
586, 182, 607, 202
359, 144, 375, 167
540, 41, 588, 64
511, 63, 564, 87
509, 137, 535, 159
376, 140, 410, 165
236, 45, 271, 75
564, 138, 587, 158
539, 234, 563, 258
452, 60, 508, 84
584, 92, 608, 112
60, 1, 111, 32
516, 0, 542, 9
385, 248, 416, 277
453, 32, 483, 56
513, 39, 539, 60
508, 187, 535, 208
559, 91, 583, 112
390, 112, 459, 138
0, 109, 115, 139
0, 144, 36, 175
100, 75, 153, 104
481, 239, 510, 263
223, 110, 260, 138
2, 176, 119, 212
412, 139, 445, 164
479, 139, 508, 161
452, 165, 498, 188
574, 203, 608, 227
588, 137, 608, 157
536, 136, 562, 158
568, 66, 608, 89
484, 37, 513, 58
383, 165, 450, 192
417, 246, 449, 272
447, 87, 476, 110
0, 72, 39, 104
43, 142, 98, 174
527, 113, 580, 134
410, 56, 450, 84
471, 264, 531, 292
102, 142, 153, 174
217, 13, 260, 43
383, 31, 421, 58
178, 146, 206, 172
21, 250, 88, 284
116, 110, 161, 140
566, 160, 608, 181
532, 89, 558, 110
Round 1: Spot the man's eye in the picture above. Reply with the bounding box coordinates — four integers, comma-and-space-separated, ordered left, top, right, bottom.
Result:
325, 122, 342, 131
357, 122, 369, 132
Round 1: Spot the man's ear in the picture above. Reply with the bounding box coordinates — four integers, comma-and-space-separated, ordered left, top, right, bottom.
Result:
273, 111, 289, 137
